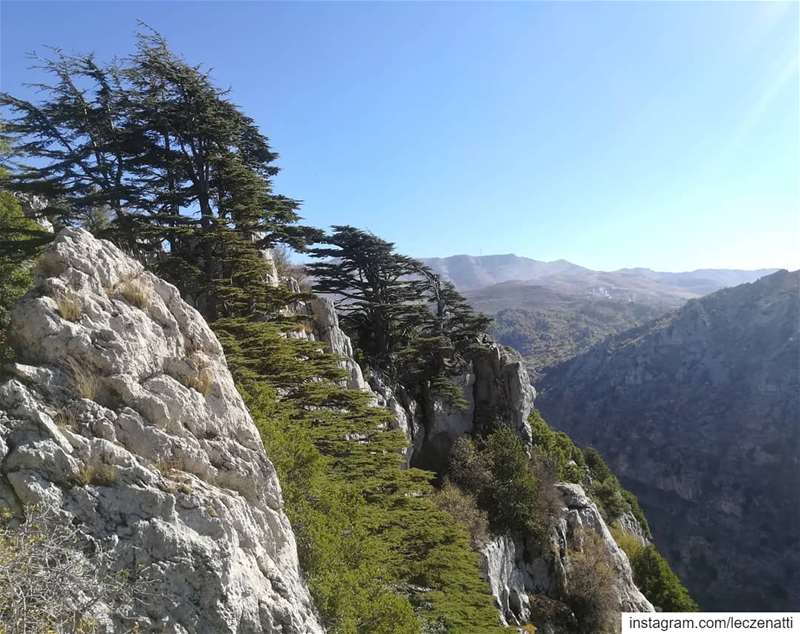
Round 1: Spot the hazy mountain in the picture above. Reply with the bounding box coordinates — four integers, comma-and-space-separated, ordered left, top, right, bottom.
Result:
420, 254, 589, 291
537, 270, 800, 611
465, 284, 668, 381
424, 254, 778, 379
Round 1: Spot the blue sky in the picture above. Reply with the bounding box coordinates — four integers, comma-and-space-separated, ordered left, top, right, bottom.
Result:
2, 1, 798, 271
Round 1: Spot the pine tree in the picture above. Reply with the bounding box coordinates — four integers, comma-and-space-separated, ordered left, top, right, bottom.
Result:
308, 225, 491, 413
1, 50, 144, 241
307, 225, 426, 372
1, 30, 318, 321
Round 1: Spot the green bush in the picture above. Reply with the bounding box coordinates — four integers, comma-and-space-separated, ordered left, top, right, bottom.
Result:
630, 546, 698, 612
449, 429, 543, 538
529, 410, 585, 482
0, 191, 40, 366
431, 481, 489, 548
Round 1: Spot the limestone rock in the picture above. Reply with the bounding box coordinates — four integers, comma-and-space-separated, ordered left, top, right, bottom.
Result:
481, 483, 652, 631
413, 337, 536, 471
308, 296, 369, 392
0, 228, 323, 633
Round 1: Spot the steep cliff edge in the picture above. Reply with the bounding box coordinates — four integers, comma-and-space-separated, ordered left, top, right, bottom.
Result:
539, 269, 800, 610
482, 483, 652, 632
0, 229, 322, 632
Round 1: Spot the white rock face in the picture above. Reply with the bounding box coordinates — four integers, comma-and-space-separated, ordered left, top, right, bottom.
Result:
414, 338, 536, 471
308, 296, 369, 392
0, 229, 323, 633
481, 483, 652, 631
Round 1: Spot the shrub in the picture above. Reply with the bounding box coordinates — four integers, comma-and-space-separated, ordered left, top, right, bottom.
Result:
0, 505, 150, 631
0, 192, 38, 366
485, 427, 540, 535
448, 436, 492, 494
529, 409, 585, 482
622, 490, 651, 538
611, 526, 645, 562
631, 545, 698, 612
593, 477, 628, 521
34, 250, 66, 278
76, 462, 118, 487
432, 480, 489, 548
449, 428, 543, 538
566, 530, 618, 634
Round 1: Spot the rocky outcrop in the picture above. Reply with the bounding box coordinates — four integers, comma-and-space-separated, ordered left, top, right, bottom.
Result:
412, 337, 536, 472
307, 296, 369, 393
539, 269, 800, 611
481, 483, 652, 631
0, 229, 323, 632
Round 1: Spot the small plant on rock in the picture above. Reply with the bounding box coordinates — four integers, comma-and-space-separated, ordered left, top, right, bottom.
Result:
117, 277, 150, 310
55, 293, 82, 322
77, 462, 118, 487
66, 358, 100, 400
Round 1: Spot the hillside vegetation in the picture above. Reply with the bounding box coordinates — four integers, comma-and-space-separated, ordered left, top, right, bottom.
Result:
0, 29, 694, 633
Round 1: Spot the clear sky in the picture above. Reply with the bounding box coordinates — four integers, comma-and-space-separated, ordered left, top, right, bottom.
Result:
1, 1, 798, 272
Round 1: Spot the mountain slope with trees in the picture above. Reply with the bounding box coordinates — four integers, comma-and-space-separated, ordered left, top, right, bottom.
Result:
538, 270, 800, 611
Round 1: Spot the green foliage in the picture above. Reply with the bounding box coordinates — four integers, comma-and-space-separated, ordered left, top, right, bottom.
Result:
431, 482, 489, 549
484, 429, 540, 535
0, 30, 319, 322
449, 430, 542, 537
621, 489, 651, 538
612, 526, 696, 611
628, 545, 698, 612
0, 190, 41, 365
528, 410, 585, 482
214, 318, 505, 633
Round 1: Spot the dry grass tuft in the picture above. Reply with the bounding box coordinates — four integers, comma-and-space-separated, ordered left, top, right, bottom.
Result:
152, 456, 182, 476
186, 354, 214, 396
65, 358, 100, 401
55, 294, 82, 322
53, 407, 79, 432
76, 462, 118, 487
117, 277, 150, 310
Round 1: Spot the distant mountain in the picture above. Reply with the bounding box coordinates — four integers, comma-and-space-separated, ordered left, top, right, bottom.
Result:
423, 254, 778, 379
464, 284, 667, 381
537, 270, 800, 611
420, 254, 588, 291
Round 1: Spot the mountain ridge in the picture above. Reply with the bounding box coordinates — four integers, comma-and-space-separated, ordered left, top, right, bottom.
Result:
537, 269, 800, 611
421, 253, 778, 293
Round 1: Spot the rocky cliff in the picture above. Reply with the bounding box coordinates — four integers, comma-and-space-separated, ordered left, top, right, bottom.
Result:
482, 484, 652, 632
539, 269, 800, 611
0, 229, 322, 632
407, 337, 536, 473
